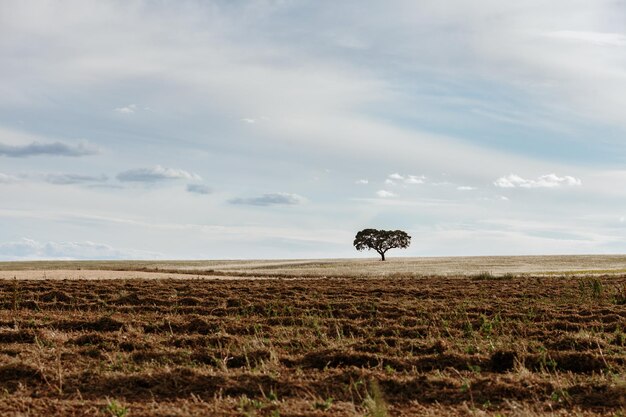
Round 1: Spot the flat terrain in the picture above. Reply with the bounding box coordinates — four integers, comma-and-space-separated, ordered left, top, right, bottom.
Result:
3, 254, 626, 278
0, 257, 624, 416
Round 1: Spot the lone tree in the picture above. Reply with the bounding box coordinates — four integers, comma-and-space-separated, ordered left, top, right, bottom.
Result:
353, 229, 411, 261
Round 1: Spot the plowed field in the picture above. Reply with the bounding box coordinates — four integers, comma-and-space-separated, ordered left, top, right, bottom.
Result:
0, 275, 624, 416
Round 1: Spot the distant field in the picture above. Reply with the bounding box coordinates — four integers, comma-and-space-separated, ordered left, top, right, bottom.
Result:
2, 254, 626, 279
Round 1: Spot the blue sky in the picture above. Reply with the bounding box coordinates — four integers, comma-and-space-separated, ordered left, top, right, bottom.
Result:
1, 0, 626, 260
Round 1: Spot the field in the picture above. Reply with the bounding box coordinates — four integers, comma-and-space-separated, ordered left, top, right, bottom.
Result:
0, 256, 625, 416
3, 254, 626, 277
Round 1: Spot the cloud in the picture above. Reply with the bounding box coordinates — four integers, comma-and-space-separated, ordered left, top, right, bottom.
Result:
0, 141, 99, 157
355, 179, 369, 184
0, 238, 160, 260
1, 1, 626, 259
44, 173, 108, 185
405, 175, 426, 184
386, 173, 426, 185
494, 174, 582, 188
186, 184, 212, 195
117, 165, 201, 182
114, 104, 137, 114
544, 31, 626, 47
457, 186, 476, 191
376, 190, 396, 198
240, 117, 270, 124
229, 192, 304, 206
0, 173, 18, 184
86, 184, 124, 190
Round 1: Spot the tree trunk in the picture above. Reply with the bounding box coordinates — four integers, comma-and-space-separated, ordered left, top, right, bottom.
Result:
380, 252, 385, 261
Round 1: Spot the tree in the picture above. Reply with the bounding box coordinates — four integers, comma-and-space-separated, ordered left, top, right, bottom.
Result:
353, 229, 411, 261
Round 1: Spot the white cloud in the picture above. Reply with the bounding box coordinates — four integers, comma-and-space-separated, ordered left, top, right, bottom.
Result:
0, 238, 160, 260
376, 190, 396, 198
355, 179, 369, 184
457, 186, 476, 191
544, 31, 626, 47
0, 173, 18, 183
241, 118, 256, 124
114, 104, 137, 114
386, 173, 426, 185
494, 173, 582, 189
117, 165, 201, 182
405, 175, 426, 184
494, 175, 525, 188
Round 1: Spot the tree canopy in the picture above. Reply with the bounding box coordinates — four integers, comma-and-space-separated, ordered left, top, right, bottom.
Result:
353, 229, 411, 261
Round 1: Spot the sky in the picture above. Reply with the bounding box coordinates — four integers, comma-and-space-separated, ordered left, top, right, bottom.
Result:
1, 0, 626, 260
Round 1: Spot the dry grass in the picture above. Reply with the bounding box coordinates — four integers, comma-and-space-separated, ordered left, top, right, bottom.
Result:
0, 269, 233, 281
0, 274, 624, 415
3, 254, 626, 277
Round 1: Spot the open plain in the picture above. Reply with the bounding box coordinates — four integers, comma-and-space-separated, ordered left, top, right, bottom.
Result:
0, 256, 624, 416
3, 254, 626, 279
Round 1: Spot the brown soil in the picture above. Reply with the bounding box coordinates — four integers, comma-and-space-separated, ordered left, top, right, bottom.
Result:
0, 275, 624, 416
